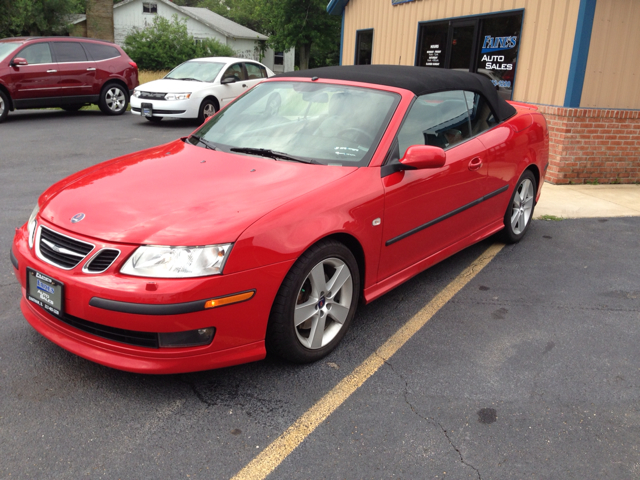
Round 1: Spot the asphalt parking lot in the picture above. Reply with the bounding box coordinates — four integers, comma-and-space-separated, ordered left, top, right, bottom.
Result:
1, 109, 639, 479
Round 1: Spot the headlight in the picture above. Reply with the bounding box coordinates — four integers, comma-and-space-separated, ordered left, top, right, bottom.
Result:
27, 204, 39, 249
120, 244, 232, 278
165, 92, 191, 101
132, 90, 141, 98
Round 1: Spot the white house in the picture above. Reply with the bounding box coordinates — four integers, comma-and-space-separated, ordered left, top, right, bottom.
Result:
71, 0, 294, 72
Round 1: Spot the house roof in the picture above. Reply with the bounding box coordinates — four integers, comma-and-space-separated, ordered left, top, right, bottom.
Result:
182, 7, 268, 41
327, 0, 350, 15
108, 0, 267, 41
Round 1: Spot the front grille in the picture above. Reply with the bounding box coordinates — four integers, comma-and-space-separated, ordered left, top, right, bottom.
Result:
138, 91, 166, 100
131, 107, 186, 115
84, 249, 120, 273
38, 226, 94, 269
61, 313, 159, 348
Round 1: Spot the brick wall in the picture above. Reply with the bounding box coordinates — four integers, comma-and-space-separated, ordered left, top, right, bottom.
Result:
537, 106, 640, 184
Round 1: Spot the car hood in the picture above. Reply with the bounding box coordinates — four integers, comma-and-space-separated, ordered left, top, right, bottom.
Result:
137, 79, 215, 93
39, 139, 357, 246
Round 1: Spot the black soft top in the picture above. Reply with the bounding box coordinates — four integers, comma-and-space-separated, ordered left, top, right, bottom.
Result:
277, 65, 516, 122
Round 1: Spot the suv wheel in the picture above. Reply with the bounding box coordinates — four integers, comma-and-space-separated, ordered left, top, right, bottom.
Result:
99, 84, 128, 115
0, 90, 9, 123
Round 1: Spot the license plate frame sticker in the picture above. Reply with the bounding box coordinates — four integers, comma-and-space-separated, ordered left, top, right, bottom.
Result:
27, 268, 64, 318
141, 102, 153, 117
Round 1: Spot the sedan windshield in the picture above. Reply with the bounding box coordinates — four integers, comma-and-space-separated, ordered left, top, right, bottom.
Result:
0, 42, 20, 63
195, 81, 400, 166
165, 61, 225, 83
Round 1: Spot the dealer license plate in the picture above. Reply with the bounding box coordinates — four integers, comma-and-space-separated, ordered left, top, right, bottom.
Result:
27, 268, 64, 318
141, 102, 153, 117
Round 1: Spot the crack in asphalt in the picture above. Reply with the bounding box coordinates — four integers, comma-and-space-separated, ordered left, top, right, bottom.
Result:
179, 375, 213, 407
376, 353, 482, 480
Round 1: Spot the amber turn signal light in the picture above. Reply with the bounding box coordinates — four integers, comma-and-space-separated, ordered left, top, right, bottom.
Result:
204, 290, 255, 309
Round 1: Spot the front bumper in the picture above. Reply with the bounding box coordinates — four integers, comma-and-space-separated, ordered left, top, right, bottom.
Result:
12, 220, 294, 374
130, 96, 199, 119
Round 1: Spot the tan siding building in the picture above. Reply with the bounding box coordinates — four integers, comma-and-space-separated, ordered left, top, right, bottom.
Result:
328, 0, 640, 184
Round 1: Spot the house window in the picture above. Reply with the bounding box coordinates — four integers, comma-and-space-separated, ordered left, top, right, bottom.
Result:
355, 29, 373, 65
416, 11, 523, 99
274, 52, 284, 66
143, 2, 157, 14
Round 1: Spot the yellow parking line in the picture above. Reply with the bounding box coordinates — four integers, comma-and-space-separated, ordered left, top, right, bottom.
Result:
232, 242, 505, 480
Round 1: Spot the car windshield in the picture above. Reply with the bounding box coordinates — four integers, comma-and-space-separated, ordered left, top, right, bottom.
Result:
0, 42, 20, 63
195, 81, 400, 166
165, 61, 225, 83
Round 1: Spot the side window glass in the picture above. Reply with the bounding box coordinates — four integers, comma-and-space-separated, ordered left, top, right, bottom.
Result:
222, 63, 246, 82
463, 91, 497, 136
51, 42, 88, 62
84, 43, 120, 61
17, 43, 53, 64
244, 63, 264, 80
397, 90, 472, 158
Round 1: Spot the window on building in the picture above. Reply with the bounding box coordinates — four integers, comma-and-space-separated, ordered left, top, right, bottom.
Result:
355, 29, 373, 65
143, 2, 157, 14
416, 11, 523, 99
274, 52, 284, 66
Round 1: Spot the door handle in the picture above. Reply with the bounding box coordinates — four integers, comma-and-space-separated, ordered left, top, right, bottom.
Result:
468, 157, 483, 171
86, 67, 96, 71
46, 70, 57, 73
242, 84, 247, 88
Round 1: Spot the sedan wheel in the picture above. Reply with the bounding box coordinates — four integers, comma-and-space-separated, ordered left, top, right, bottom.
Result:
99, 84, 128, 115
502, 170, 536, 243
198, 99, 218, 123
266, 240, 360, 363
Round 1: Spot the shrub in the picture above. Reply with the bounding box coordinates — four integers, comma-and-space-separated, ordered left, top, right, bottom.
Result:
123, 15, 235, 71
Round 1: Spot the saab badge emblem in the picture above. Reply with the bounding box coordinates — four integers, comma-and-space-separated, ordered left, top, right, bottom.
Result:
71, 213, 85, 224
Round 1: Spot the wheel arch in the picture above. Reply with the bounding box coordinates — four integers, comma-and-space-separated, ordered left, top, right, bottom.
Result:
202, 95, 220, 111
320, 232, 366, 298
101, 79, 130, 98
525, 163, 541, 198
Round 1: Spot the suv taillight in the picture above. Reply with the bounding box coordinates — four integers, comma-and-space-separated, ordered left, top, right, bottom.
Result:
129, 61, 138, 70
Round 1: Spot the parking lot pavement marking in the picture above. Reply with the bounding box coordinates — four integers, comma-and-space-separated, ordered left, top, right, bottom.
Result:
231, 242, 505, 480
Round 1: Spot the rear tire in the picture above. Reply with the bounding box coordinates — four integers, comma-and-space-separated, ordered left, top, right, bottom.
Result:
0, 90, 9, 123
266, 240, 360, 363
99, 83, 128, 115
502, 170, 536, 243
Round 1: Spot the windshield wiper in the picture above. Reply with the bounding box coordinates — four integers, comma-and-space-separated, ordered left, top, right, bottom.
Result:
229, 147, 317, 164
189, 135, 217, 151
177, 77, 202, 82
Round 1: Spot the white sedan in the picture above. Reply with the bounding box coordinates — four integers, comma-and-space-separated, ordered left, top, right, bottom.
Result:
130, 57, 275, 123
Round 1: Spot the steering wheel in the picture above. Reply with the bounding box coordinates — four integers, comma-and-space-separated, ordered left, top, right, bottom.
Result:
339, 127, 375, 144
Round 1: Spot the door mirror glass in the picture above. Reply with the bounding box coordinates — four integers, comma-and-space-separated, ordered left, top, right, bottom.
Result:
11, 57, 28, 66
399, 145, 446, 169
221, 76, 237, 85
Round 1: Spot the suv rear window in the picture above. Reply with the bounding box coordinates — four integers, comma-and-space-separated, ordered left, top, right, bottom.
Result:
84, 43, 120, 61
51, 42, 88, 62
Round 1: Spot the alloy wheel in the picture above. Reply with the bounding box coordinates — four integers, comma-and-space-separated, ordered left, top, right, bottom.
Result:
105, 87, 126, 112
510, 178, 534, 235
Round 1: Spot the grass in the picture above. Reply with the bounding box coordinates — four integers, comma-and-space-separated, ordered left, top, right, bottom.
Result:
538, 214, 564, 221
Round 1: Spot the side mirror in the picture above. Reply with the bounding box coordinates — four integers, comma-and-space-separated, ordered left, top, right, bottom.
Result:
221, 76, 237, 85
399, 145, 446, 170
11, 57, 28, 66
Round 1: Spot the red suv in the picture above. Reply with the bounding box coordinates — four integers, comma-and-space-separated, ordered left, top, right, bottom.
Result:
0, 37, 138, 123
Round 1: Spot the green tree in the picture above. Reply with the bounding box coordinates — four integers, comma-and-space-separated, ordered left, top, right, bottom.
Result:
0, 0, 84, 38
257, 0, 341, 70
122, 15, 235, 71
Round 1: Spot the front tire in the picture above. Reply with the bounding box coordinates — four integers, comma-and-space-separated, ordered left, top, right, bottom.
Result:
266, 240, 360, 363
99, 83, 128, 115
0, 90, 9, 123
198, 98, 218, 123
502, 170, 536, 243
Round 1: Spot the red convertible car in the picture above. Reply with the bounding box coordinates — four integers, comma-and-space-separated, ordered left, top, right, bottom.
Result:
11, 66, 548, 373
